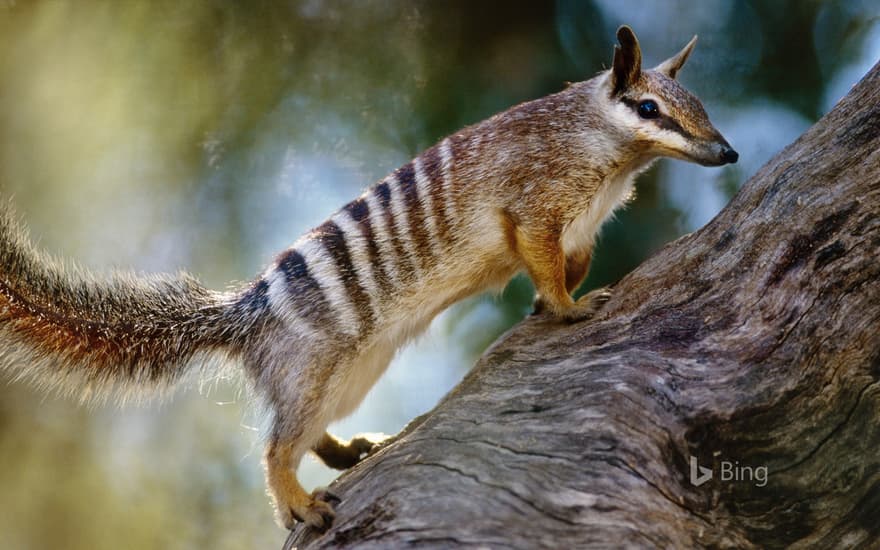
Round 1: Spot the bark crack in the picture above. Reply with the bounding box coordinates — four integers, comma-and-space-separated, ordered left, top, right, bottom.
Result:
775, 379, 879, 474
407, 461, 580, 526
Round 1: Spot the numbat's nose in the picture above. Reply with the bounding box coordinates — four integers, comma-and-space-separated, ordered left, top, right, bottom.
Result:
721, 147, 739, 164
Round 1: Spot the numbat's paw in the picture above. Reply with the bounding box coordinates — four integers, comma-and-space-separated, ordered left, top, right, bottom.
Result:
276, 488, 337, 532
301, 497, 335, 532
356, 432, 391, 457
348, 434, 379, 461
313, 432, 388, 470
304, 488, 339, 532
558, 287, 612, 323
285, 491, 337, 532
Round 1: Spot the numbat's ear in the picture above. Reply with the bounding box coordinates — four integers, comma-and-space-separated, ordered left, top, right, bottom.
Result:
655, 34, 698, 80
611, 25, 642, 95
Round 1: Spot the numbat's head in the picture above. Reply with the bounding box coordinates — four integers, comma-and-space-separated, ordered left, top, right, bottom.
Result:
597, 25, 737, 167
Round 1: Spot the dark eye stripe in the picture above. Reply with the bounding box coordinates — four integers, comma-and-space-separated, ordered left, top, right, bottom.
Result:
656, 115, 696, 140
620, 97, 696, 140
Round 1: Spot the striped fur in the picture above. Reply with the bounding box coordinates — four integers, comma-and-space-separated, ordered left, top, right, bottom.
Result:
0, 26, 737, 531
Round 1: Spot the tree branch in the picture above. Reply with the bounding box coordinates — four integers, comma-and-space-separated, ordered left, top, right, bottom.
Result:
287, 61, 880, 549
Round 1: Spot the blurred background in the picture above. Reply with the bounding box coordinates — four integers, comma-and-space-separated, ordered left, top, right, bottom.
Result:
0, 1, 877, 548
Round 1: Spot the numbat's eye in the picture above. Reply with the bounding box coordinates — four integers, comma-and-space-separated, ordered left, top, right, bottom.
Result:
637, 100, 660, 119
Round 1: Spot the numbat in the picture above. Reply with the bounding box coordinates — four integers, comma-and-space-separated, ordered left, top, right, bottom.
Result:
0, 26, 736, 531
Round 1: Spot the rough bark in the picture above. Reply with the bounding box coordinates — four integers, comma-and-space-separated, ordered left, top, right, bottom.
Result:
287, 62, 880, 549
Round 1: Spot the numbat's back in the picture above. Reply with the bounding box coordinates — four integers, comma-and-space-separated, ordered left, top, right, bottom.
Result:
0, 26, 736, 531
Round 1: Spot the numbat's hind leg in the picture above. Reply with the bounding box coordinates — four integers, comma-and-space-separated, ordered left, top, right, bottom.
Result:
312, 431, 385, 470
264, 430, 335, 531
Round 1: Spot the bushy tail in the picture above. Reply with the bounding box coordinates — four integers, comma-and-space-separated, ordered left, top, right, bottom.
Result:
0, 204, 260, 403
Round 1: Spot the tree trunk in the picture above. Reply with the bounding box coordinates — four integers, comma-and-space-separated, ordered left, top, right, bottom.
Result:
286, 61, 880, 549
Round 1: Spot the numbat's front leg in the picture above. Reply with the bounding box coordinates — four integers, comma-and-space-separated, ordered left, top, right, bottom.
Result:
533, 244, 597, 315
516, 224, 609, 322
